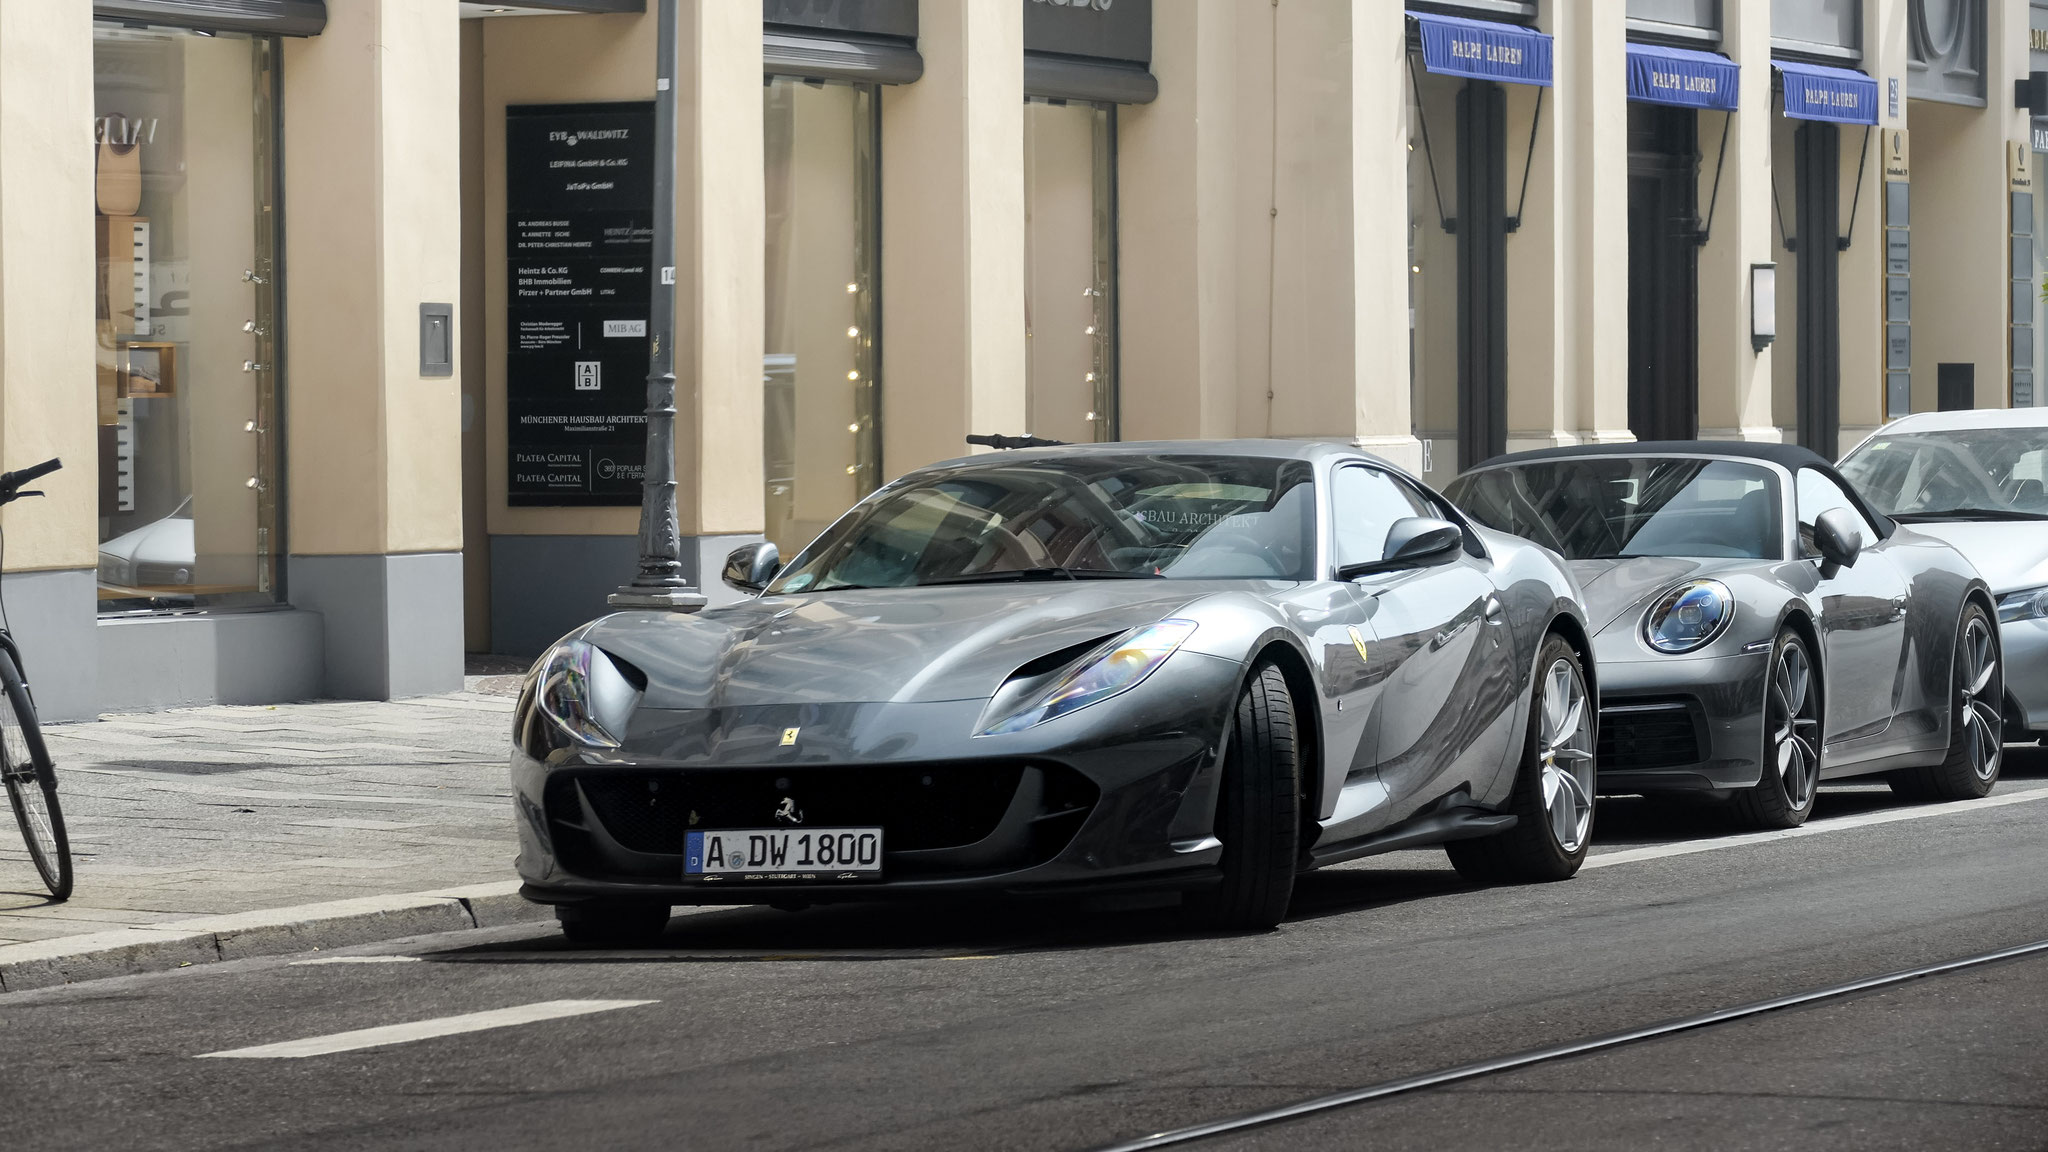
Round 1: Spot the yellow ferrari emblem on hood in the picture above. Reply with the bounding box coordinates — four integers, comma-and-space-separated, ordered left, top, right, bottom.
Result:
780, 727, 800, 746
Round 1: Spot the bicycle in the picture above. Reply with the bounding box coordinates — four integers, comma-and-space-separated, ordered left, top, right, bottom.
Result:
0, 457, 69, 900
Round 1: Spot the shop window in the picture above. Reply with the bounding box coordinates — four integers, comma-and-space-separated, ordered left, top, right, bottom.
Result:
763, 77, 880, 559
92, 24, 281, 613
1408, 70, 1462, 483
1024, 99, 1116, 444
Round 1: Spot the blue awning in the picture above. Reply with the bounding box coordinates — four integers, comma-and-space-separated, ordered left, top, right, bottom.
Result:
1627, 43, 1738, 111
1774, 60, 1877, 125
1408, 11, 1552, 87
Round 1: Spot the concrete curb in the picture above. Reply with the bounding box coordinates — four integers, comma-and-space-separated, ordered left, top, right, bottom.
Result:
0, 881, 551, 993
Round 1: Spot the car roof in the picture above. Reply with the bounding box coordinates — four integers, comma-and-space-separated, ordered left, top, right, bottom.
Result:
1460, 438, 1896, 538
919, 438, 1379, 471
1856, 409, 2048, 435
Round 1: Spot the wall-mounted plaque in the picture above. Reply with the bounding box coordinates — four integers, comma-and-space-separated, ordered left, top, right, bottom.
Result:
505, 102, 654, 507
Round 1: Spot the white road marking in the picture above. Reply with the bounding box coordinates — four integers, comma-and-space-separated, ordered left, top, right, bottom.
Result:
288, 956, 421, 966
1585, 784, 2048, 870
195, 999, 656, 1059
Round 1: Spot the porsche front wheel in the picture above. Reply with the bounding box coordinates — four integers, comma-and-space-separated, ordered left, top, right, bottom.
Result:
1446, 633, 1594, 883
1186, 661, 1301, 931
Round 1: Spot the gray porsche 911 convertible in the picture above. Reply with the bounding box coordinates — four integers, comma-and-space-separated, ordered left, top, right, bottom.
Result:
1447, 442, 2001, 831
513, 441, 1596, 942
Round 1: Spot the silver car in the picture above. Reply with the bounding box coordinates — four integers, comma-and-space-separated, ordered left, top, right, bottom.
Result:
1840, 409, 2048, 741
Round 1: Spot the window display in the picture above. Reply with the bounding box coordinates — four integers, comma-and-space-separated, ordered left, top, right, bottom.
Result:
1024, 100, 1116, 444
763, 77, 880, 560
92, 24, 281, 611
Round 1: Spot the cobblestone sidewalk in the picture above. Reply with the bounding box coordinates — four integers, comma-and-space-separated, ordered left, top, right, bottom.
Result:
0, 680, 521, 945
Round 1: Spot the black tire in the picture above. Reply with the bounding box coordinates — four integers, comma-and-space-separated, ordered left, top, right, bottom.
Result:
1730, 629, 1822, 831
0, 650, 69, 901
1446, 633, 1594, 883
1889, 602, 2003, 802
1184, 662, 1301, 931
557, 902, 670, 947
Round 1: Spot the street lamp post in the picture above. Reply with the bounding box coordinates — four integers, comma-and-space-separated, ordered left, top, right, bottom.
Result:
610, 0, 705, 612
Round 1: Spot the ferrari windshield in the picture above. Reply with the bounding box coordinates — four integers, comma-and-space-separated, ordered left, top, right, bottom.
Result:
769, 454, 1317, 593
1449, 457, 1783, 560
1839, 428, 2048, 520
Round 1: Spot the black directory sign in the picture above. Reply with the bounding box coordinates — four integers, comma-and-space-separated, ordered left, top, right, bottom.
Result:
505, 102, 654, 506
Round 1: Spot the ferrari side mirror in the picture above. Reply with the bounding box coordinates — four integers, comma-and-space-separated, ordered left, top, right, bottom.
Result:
722, 541, 782, 593
1813, 508, 1863, 578
1382, 517, 1465, 567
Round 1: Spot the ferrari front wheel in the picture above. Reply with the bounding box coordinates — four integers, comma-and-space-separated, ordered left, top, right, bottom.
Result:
1185, 661, 1301, 931
1446, 633, 1594, 883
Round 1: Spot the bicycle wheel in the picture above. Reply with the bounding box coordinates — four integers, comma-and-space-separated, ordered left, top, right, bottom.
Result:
0, 650, 70, 900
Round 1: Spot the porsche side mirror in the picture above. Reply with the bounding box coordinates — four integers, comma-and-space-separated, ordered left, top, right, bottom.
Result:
1382, 517, 1465, 567
722, 541, 782, 593
1813, 508, 1863, 578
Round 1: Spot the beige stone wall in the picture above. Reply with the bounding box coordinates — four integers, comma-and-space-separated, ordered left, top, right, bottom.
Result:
879, 0, 1025, 477
1696, 0, 1780, 442
282, 0, 462, 557
0, 0, 98, 573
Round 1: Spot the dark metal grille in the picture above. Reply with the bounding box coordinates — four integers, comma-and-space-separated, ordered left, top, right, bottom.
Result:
546, 763, 1033, 855
1598, 703, 1703, 770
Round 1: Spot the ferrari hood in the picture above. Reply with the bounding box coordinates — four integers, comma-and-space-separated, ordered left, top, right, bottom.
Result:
1889, 521, 2048, 594
579, 582, 1220, 711
1567, 556, 1748, 635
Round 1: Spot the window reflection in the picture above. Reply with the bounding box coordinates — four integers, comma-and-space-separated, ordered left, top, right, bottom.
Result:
92, 24, 280, 612
1024, 100, 1115, 444
763, 77, 880, 559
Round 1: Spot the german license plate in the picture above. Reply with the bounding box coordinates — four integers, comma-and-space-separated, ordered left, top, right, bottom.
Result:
684, 827, 883, 881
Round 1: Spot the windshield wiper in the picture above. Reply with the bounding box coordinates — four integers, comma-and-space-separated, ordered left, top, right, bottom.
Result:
1891, 508, 2048, 522
919, 566, 1164, 586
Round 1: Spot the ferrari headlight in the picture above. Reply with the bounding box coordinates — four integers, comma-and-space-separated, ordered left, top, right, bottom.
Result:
1643, 580, 1734, 654
979, 619, 1198, 736
525, 639, 640, 749
1998, 585, 2048, 624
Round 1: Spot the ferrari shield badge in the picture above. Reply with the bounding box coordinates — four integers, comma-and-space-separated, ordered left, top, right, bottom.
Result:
780, 727, 800, 746
1346, 626, 1369, 663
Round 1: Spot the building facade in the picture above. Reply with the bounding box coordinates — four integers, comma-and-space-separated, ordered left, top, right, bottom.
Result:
0, 0, 2035, 718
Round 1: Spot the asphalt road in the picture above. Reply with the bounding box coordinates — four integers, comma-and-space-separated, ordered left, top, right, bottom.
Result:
5, 754, 2048, 1152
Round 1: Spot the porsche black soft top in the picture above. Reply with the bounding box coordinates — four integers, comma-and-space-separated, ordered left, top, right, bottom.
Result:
1469, 439, 1895, 537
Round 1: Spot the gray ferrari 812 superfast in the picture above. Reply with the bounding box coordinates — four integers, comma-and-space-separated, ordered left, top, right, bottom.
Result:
1447, 442, 2002, 832
513, 440, 1596, 942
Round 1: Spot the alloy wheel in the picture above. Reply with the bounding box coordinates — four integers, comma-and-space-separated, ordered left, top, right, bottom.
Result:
1957, 615, 2002, 782
1537, 657, 1594, 853
1769, 641, 1821, 811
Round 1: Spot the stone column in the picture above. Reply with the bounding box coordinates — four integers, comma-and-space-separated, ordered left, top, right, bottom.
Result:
879, 0, 1026, 475
1697, 0, 1785, 443
0, 0, 97, 719
282, 0, 464, 698
1116, 0, 1238, 441
1505, 0, 1631, 453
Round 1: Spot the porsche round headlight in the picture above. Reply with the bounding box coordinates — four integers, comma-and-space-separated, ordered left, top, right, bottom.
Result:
1997, 586, 2048, 624
978, 619, 1198, 736
1643, 580, 1733, 654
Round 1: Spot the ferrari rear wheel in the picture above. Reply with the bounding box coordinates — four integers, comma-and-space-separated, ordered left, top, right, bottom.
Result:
557, 902, 671, 947
1730, 628, 1821, 831
1445, 633, 1593, 884
1889, 603, 2002, 802
1185, 661, 1301, 931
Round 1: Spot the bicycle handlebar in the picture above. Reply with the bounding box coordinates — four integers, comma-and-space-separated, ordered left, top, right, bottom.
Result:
0, 457, 61, 502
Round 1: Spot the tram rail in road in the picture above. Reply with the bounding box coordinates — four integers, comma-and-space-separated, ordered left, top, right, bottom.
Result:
1089, 937, 2048, 1151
